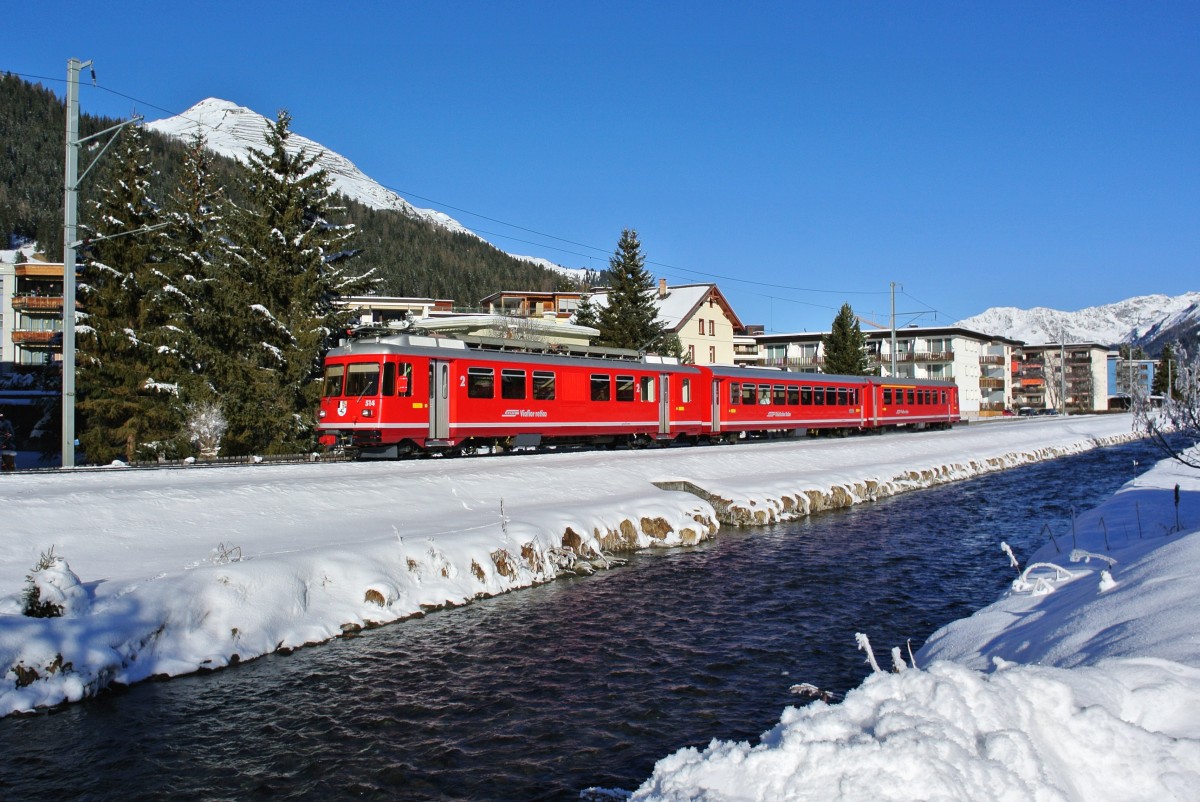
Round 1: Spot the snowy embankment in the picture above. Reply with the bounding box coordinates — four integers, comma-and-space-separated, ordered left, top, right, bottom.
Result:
0, 416, 1136, 717
626, 435, 1200, 802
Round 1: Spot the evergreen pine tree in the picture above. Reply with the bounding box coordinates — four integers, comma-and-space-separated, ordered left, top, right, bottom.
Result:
76, 125, 187, 462
572, 293, 599, 329
595, 229, 663, 351
229, 109, 375, 454
158, 132, 243, 454
821, 303, 870, 375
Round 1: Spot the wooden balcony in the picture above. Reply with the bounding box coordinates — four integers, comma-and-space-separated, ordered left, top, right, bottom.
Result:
11, 295, 63, 312
12, 331, 60, 345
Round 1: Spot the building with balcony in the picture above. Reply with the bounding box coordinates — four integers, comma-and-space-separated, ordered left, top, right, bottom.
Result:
1, 256, 65, 367
479, 290, 586, 322
1015, 343, 1110, 413
754, 326, 1022, 420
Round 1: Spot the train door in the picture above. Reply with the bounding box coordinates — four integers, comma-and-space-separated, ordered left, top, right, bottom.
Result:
428, 359, 451, 441
658, 374, 671, 435
711, 378, 723, 433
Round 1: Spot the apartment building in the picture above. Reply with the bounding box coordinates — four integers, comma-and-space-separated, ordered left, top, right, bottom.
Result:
1, 256, 65, 367
1015, 343, 1111, 413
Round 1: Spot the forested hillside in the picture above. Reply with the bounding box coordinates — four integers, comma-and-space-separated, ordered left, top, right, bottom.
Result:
0, 73, 573, 303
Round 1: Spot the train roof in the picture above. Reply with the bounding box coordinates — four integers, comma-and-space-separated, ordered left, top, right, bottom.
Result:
327, 330, 702, 373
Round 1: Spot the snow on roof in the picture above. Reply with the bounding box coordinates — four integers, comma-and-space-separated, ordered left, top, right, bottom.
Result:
587, 283, 743, 331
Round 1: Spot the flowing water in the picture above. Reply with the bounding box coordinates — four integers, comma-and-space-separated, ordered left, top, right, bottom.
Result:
0, 438, 1164, 801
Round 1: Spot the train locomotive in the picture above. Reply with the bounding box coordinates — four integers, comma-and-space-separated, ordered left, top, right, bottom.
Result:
316, 328, 960, 459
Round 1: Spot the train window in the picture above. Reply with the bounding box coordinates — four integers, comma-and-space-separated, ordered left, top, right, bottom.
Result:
852, 388, 860, 406
741, 383, 756, 405
533, 371, 555, 401
501, 369, 526, 400
801, 386, 812, 405
616, 375, 635, 402
346, 363, 380, 397
773, 385, 785, 405
640, 376, 655, 402
787, 386, 799, 405
468, 367, 495, 399
837, 388, 848, 406
823, 387, 836, 406
591, 374, 611, 401
907, 389, 915, 405
729, 383, 739, 405
322, 364, 345, 397
941, 390, 947, 404
813, 386, 825, 405
883, 388, 893, 405
758, 385, 771, 405
682, 378, 692, 403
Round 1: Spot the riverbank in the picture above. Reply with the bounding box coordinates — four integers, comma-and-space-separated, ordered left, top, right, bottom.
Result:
0, 415, 1138, 716
625, 434, 1200, 801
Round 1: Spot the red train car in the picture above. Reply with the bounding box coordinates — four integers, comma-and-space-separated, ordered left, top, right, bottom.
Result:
317, 332, 707, 458
864, 379, 960, 430
700, 365, 874, 440
316, 330, 961, 458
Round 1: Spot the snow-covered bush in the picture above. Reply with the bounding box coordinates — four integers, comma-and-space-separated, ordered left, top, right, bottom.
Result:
22, 547, 89, 618
185, 400, 228, 459
1137, 343, 1200, 469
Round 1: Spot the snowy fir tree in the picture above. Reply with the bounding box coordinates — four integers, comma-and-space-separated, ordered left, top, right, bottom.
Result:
76, 124, 188, 462
228, 109, 375, 454
595, 229, 663, 351
821, 303, 870, 375
159, 131, 266, 456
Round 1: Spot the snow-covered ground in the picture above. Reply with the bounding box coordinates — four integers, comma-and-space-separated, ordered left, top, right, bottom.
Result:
4, 412, 1194, 800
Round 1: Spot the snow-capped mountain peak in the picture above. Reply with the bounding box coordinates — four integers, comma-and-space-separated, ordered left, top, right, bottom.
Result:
146, 98, 479, 239
957, 292, 1200, 349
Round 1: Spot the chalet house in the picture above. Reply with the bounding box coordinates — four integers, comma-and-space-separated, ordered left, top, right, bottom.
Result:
587, 281, 746, 365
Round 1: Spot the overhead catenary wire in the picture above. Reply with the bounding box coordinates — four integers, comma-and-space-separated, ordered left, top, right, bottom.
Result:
8, 69, 941, 320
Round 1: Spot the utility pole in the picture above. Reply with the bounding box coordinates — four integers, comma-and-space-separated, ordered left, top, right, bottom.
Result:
1059, 330, 1067, 415
61, 57, 90, 468
889, 281, 897, 378
61, 58, 142, 468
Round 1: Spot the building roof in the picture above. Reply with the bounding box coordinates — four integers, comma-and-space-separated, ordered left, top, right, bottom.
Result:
588, 283, 746, 333
755, 325, 1024, 347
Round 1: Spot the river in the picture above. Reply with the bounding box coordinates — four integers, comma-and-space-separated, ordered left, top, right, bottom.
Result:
0, 438, 1164, 801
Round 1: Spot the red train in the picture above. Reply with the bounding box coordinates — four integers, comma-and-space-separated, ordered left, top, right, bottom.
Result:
316, 329, 960, 459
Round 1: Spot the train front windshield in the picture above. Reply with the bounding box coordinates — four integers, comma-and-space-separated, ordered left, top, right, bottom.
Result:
323, 363, 382, 397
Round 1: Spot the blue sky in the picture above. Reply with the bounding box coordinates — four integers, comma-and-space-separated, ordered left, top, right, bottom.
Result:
7, 1, 1198, 333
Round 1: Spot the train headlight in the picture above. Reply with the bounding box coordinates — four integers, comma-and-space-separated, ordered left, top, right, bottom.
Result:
318, 409, 326, 419
361, 409, 373, 418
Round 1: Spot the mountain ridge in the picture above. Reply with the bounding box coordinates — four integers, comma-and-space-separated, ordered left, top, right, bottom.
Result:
146, 98, 589, 283
956, 292, 1200, 353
